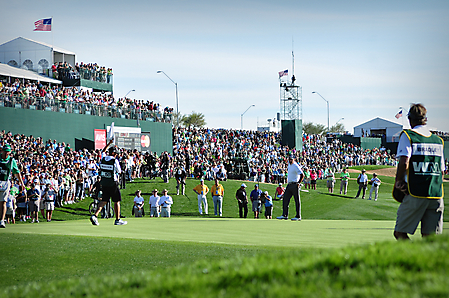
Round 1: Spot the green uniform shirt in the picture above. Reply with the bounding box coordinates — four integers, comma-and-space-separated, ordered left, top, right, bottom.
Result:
403, 129, 444, 199
0, 156, 19, 181
340, 172, 350, 181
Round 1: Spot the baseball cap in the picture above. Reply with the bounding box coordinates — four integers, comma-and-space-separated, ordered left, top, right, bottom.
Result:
264, 191, 268, 195
279, 183, 282, 186
2, 144, 11, 152
362, 169, 366, 172
241, 183, 247, 188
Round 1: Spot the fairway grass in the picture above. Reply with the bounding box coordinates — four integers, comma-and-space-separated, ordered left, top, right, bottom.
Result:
2, 217, 409, 248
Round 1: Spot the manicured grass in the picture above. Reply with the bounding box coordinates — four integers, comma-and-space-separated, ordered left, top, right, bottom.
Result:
2, 234, 448, 298
348, 165, 394, 171
2, 173, 448, 297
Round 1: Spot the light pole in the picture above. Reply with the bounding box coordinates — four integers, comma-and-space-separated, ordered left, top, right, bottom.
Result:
241, 104, 255, 130
124, 89, 135, 98
312, 91, 329, 133
157, 70, 178, 126
336, 117, 344, 124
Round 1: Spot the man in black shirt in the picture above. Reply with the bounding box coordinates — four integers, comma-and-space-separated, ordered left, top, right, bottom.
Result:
235, 183, 248, 218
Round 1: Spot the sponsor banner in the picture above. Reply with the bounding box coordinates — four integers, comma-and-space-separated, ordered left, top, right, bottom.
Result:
141, 132, 151, 153
94, 129, 107, 150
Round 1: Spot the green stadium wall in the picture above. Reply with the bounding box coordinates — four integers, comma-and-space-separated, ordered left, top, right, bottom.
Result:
0, 107, 172, 154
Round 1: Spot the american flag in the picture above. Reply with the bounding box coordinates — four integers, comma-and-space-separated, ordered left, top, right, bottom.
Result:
395, 110, 403, 119
34, 18, 52, 31
278, 69, 288, 78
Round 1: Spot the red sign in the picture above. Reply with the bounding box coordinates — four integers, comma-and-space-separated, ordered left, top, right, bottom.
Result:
94, 129, 107, 150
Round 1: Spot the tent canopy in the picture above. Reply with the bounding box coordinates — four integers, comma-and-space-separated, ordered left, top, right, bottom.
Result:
0, 63, 62, 84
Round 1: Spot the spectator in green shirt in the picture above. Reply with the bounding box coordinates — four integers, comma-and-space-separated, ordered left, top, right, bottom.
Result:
339, 168, 350, 195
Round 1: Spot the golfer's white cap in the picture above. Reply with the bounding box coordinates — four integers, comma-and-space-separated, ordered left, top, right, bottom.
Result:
241, 183, 247, 188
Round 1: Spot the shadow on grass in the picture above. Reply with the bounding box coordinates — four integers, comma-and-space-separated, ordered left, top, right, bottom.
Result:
321, 193, 353, 199
58, 207, 90, 216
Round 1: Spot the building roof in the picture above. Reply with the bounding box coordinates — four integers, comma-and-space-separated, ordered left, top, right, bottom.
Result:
0, 63, 62, 84
0, 37, 75, 55
354, 117, 402, 129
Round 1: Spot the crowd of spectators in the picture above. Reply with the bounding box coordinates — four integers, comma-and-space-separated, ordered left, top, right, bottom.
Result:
51, 62, 113, 84
1, 124, 448, 223
0, 130, 148, 222
0, 79, 173, 122
169, 127, 402, 184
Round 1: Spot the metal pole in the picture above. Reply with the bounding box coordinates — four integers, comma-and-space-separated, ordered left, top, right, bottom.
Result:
241, 104, 255, 130
312, 92, 330, 132
157, 71, 178, 126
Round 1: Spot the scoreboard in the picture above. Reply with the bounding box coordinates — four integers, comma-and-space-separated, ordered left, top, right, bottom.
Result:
115, 132, 141, 151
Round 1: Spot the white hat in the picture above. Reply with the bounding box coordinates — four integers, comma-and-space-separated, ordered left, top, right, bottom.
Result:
264, 191, 269, 195
241, 183, 247, 188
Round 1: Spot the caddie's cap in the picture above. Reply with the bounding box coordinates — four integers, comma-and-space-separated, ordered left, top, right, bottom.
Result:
108, 146, 117, 154
2, 144, 11, 152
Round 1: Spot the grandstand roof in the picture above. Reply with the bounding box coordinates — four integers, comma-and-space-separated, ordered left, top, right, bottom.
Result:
0, 37, 75, 55
0, 63, 62, 84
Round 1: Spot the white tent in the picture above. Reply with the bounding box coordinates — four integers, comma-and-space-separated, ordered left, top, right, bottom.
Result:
353, 117, 402, 142
0, 63, 61, 84
0, 37, 75, 75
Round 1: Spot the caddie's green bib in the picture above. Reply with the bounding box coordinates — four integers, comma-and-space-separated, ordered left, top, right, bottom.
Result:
403, 129, 444, 199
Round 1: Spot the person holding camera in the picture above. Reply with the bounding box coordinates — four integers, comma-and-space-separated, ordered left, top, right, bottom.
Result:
368, 173, 381, 201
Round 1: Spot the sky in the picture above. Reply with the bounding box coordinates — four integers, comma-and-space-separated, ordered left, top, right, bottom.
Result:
1, 0, 449, 133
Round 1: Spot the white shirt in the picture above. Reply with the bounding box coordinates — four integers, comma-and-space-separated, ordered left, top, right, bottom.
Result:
287, 161, 303, 183
371, 177, 381, 186
160, 195, 173, 207
134, 195, 145, 206
358, 173, 368, 183
149, 195, 160, 207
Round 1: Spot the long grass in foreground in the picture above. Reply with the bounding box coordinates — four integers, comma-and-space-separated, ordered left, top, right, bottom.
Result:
2, 235, 448, 298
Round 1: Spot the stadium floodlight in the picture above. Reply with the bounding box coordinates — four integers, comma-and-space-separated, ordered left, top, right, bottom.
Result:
312, 91, 330, 133
157, 70, 179, 126
124, 89, 135, 98
241, 104, 255, 130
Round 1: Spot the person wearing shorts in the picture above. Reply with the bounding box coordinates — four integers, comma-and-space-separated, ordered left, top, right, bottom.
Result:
394, 103, 445, 240
27, 183, 40, 223
90, 142, 127, 226
0, 144, 26, 228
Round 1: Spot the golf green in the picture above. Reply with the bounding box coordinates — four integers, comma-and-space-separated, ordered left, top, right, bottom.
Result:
2, 217, 431, 248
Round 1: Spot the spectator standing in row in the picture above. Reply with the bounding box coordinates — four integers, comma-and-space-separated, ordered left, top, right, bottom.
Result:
235, 183, 248, 218
149, 189, 160, 217
264, 191, 273, 219
0, 144, 26, 228
160, 189, 173, 217
339, 168, 350, 195
133, 190, 145, 217
355, 169, 368, 199
250, 184, 263, 219
211, 178, 224, 217
326, 169, 335, 193
368, 173, 381, 201
43, 183, 56, 222
394, 103, 445, 240
277, 156, 304, 221
193, 179, 209, 215
27, 183, 40, 223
